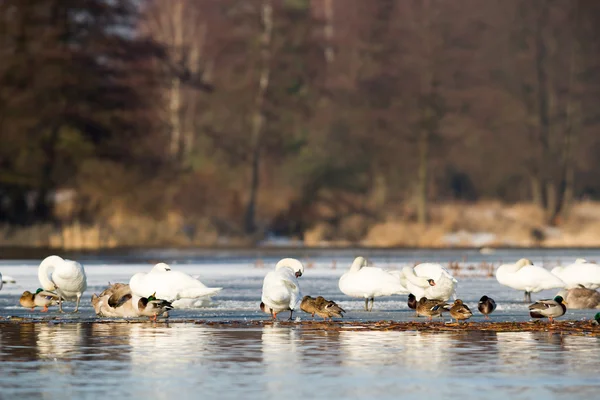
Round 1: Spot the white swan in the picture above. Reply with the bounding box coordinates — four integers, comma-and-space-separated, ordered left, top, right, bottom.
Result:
339, 256, 409, 311
129, 263, 222, 308
401, 263, 458, 301
261, 258, 304, 320
496, 258, 565, 302
38, 255, 87, 312
551, 259, 600, 289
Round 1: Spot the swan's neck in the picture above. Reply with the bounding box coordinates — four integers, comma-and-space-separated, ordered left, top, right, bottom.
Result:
350, 258, 365, 272
402, 266, 431, 288
38, 257, 60, 291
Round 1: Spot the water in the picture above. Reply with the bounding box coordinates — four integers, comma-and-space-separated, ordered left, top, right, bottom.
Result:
1, 249, 600, 399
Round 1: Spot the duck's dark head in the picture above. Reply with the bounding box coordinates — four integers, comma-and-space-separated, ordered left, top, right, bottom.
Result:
479, 295, 489, 303
260, 302, 266, 312
553, 295, 567, 305
408, 294, 416, 301
427, 279, 436, 286
454, 299, 464, 305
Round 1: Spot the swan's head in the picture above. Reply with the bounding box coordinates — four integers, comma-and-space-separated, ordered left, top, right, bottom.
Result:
350, 256, 367, 272
152, 263, 172, 272
427, 279, 436, 286
275, 258, 304, 278
515, 258, 534, 268
575, 258, 588, 264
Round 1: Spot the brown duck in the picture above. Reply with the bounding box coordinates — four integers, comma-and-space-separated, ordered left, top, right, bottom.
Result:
449, 299, 473, 323
301, 296, 346, 321
416, 297, 448, 321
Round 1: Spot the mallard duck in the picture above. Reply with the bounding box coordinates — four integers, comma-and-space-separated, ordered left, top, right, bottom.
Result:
528, 295, 567, 323
315, 296, 345, 320
136, 292, 173, 322
407, 293, 417, 310
558, 286, 600, 309
593, 312, 600, 325
338, 257, 409, 311
416, 297, 448, 321
19, 289, 60, 312
449, 299, 473, 323
478, 295, 497, 319
300, 296, 345, 321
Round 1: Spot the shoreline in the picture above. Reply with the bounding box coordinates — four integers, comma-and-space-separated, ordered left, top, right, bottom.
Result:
1, 318, 598, 336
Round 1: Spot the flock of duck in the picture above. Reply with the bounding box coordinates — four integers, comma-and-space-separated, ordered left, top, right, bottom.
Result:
2, 255, 600, 325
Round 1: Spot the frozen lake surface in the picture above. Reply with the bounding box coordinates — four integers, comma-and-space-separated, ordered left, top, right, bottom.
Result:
1, 248, 600, 399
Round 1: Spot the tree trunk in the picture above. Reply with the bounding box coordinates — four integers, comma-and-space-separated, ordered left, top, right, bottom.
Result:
534, 4, 553, 224
244, 0, 273, 234
168, 0, 184, 160
416, 124, 429, 225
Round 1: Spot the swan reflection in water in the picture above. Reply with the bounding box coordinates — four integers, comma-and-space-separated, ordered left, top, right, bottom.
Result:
261, 325, 300, 394
340, 330, 451, 371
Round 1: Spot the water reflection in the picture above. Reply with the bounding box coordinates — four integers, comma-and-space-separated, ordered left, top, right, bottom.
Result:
0, 323, 598, 399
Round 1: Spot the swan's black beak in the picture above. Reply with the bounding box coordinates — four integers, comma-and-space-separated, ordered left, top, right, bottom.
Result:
295, 271, 302, 278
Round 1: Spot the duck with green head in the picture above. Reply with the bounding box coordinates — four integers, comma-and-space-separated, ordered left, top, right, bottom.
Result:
593, 312, 600, 325
19, 288, 60, 312
528, 295, 567, 323
137, 292, 173, 322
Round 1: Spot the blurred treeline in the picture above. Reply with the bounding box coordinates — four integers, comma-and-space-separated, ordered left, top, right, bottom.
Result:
1, 0, 600, 247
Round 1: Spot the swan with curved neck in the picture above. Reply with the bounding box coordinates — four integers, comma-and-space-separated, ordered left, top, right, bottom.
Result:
401, 263, 457, 301
339, 256, 409, 311
38, 255, 87, 312
129, 262, 222, 308
496, 258, 565, 302
261, 258, 304, 320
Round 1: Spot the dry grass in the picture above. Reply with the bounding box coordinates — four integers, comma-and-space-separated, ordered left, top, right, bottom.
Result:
5, 200, 600, 249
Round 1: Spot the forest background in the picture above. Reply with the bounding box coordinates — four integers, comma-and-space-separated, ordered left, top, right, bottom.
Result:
1, 0, 600, 249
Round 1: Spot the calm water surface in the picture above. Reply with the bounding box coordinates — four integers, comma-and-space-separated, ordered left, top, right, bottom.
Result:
0, 323, 598, 400
2, 249, 600, 399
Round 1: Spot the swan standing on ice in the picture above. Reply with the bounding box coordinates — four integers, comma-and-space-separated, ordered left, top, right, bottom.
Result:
261, 258, 304, 320
551, 259, 600, 289
339, 256, 409, 311
495, 258, 565, 302
401, 263, 457, 301
129, 263, 222, 308
38, 255, 87, 312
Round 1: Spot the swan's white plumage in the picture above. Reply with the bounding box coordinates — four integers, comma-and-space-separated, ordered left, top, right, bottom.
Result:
496, 258, 565, 294
0, 272, 3, 291
339, 257, 409, 299
129, 263, 222, 308
261, 258, 304, 314
38, 255, 87, 311
551, 259, 600, 289
402, 263, 458, 301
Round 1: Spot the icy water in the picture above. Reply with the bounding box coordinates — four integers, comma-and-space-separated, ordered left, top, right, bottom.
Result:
1, 248, 600, 399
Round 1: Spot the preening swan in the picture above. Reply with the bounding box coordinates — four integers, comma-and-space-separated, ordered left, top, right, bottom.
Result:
495, 258, 565, 302
129, 263, 222, 308
338, 256, 409, 311
401, 263, 457, 301
261, 258, 304, 320
551, 259, 600, 289
38, 255, 87, 312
